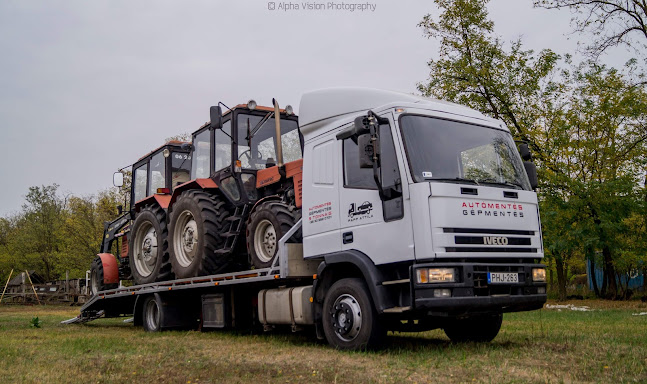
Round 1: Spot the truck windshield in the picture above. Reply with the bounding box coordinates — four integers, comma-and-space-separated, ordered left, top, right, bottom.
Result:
237, 114, 301, 170
399, 115, 531, 190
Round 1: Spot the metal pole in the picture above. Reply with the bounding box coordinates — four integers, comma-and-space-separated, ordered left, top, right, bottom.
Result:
0, 269, 13, 304
25, 271, 41, 305
273, 98, 283, 167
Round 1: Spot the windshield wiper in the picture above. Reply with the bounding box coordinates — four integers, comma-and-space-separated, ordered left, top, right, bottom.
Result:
478, 180, 523, 190
428, 177, 480, 185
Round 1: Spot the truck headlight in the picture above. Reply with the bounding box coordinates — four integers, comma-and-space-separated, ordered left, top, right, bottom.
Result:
416, 268, 456, 284
532, 268, 546, 282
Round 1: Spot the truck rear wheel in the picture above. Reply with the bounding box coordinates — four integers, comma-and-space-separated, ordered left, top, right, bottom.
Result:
247, 201, 301, 269
90, 256, 118, 295
322, 278, 385, 350
443, 313, 502, 343
142, 296, 161, 332
130, 205, 173, 285
168, 190, 231, 278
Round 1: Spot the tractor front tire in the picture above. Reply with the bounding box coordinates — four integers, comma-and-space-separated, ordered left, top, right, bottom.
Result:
168, 190, 231, 278
129, 205, 173, 285
247, 201, 301, 269
90, 256, 118, 296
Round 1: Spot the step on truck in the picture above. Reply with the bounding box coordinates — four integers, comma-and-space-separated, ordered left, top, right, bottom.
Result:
67, 88, 547, 350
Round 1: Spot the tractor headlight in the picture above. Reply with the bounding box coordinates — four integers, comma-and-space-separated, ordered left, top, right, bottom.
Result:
532, 268, 546, 282
416, 268, 456, 284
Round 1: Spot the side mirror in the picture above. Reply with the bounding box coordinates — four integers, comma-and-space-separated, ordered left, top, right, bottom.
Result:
524, 161, 538, 190
117, 205, 123, 215
358, 134, 377, 168
519, 143, 531, 161
113, 172, 124, 188
210, 106, 223, 130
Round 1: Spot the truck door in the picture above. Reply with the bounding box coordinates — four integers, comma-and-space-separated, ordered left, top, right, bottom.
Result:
338, 113, 414, 265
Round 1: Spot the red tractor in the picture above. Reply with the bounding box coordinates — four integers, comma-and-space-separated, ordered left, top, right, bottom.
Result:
165, 100, 303, 278
90, 141, 192, 294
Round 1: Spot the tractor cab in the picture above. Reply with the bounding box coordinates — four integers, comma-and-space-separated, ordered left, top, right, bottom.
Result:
189, 101, 302, 206
129, 141, 192, 211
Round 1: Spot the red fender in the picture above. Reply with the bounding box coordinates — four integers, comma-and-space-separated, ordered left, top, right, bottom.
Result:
97, 253, 119, 284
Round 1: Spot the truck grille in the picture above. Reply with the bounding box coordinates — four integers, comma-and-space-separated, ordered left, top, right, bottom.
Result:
442, 228, 538, 254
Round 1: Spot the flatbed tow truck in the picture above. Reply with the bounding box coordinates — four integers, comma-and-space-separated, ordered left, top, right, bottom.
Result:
65, 88, 547, 350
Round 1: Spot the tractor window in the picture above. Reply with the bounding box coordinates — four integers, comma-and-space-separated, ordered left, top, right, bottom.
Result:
171, 151, 191, 188
215, 120, 232, 171
133, 164, 148, 203
191, 129, 211, 179
149, 152, 166, 193
343, 138, 377, 189
238, 113, 301, 169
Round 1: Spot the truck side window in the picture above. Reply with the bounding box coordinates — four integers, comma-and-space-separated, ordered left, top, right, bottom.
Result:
343, 138, 377, 189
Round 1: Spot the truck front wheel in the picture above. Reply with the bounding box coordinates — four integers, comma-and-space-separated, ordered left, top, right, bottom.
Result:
443, 313, 502, 343
322, 278, 385, 350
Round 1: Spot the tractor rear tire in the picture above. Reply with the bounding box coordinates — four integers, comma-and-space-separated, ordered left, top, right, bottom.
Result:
90, 256, 118, 296
129, 205, 173, 285
443, 313, 503, 343
168, 190, 232, 278
246, 201, 301, 269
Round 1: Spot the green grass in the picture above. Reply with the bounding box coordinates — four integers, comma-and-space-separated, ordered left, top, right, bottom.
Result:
0, 301, 646, 383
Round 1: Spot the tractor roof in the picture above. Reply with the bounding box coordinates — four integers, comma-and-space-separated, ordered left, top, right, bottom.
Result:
298, 87, 502, 139
136, 140, 190, 162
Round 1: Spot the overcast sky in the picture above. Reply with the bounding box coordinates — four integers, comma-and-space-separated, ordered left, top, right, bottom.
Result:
0, 0, 633, 216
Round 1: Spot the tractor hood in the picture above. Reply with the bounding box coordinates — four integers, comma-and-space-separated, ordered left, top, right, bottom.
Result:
422, 182, 543, 260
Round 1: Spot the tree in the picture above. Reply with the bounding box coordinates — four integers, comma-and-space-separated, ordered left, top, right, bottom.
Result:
419, 0, 647, 299
535, 0, 647, 62
11, 185, 67, 281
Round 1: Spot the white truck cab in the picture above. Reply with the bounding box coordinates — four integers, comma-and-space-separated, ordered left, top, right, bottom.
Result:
299, 88, 546, 345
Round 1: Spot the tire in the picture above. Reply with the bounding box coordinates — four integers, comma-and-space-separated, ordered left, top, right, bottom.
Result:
90, 256, 118, 295
246, 201, 301, 269
142, 296, 162, 332
322, 278, 385, 350
129, 205, 173, 285
443, 313, 503, 343
168, 190, 232, 278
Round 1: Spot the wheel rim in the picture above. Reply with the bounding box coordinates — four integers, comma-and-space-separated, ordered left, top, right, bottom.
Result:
90, 269, 99, 295
145, 299, 160, 330
329, 293, 362, 342
254, 219, 277, 263
133, 221, 157, 277
174, 210, 198, 268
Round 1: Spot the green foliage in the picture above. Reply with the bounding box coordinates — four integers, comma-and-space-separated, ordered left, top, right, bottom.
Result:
29, 316, 41, 328
0, 184, 121, 283
420, 0, 647, 299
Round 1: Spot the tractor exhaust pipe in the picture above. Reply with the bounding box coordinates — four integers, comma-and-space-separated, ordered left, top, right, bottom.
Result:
272, 98, 284, 167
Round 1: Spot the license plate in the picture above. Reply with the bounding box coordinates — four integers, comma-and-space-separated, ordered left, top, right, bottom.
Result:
487, 272, 518, 284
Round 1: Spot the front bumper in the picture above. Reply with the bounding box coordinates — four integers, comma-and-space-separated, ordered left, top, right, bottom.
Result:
411, 262, 547, 315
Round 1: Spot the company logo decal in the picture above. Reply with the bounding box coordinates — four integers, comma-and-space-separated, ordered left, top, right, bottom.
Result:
348, 201, 373, 222
483, 236, 509, 245
462, 201, 525, 218
308, 202, 332, 224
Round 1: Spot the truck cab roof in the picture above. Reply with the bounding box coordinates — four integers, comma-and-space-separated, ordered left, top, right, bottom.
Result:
298, 87, 505, 140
